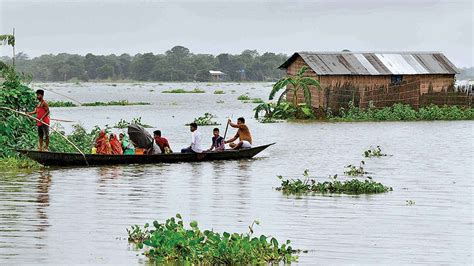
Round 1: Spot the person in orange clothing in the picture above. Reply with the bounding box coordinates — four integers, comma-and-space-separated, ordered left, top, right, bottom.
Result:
224, 117, 252, 149
95, 130, 112, 155
27, 89, 50, 151
109, 133, 123, 155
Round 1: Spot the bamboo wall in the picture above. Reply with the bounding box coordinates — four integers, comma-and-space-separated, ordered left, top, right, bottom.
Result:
284, 55, 465, 111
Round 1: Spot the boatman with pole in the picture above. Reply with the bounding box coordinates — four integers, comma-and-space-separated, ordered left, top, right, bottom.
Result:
27, 89, 50, 151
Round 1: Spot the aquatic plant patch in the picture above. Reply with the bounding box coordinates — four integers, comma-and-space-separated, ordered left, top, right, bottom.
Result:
127, 214, 300, 264
213, 90, 225, 94
82, 100, 150, 106
364, 146, 388, 157
329, 102, 474, 121
48, 101, 78, 107
114, 117, 153, 129
344, 161, 368, 176
276, 170, 392, 195
0, 156, 41, 169
237, 94, 251, 101
162, 88, 205, 93
186, 113, 220, 126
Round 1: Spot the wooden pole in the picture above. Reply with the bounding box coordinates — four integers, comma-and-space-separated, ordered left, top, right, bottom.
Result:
12, 28, 15, 67
0, 106, 89, 165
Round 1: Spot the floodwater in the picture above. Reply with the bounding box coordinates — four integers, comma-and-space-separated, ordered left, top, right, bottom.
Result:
0, 82, 472, 264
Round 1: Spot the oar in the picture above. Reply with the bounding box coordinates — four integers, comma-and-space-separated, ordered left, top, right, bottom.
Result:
0, 106, 89, 166
223, 118, 230, 140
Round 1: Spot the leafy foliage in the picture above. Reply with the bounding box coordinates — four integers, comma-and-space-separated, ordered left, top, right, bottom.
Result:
269, 66, 321, 107
254, 101, 314, 122
276, 170, 392, 195
254, 67, 320, 122
1, 47, 288, 82
186, 113, 220, 126
127, 214, 300, 264
0, 34, 15, 47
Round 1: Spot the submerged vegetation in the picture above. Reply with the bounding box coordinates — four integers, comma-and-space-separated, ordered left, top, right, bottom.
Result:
127, 214, 299, 264
213, 90, 225, 94
186, 113, 220, 126
276, 170, 392, 195
162, 88, 205, 94
329, 102, 474, 121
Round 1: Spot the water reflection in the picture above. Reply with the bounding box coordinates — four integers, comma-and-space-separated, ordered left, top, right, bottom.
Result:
36, 170, 52, 234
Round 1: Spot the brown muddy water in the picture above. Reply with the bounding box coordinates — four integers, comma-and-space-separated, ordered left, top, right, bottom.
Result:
0, 82, 472, 264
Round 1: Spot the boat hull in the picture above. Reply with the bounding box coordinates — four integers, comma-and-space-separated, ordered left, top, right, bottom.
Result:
17, 143, 274, 167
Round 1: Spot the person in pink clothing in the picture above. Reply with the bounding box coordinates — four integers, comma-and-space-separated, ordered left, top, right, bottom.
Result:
27, 90, 50, 151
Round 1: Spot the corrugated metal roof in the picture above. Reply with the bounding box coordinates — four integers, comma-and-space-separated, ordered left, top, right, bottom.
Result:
279, 52, 459, 75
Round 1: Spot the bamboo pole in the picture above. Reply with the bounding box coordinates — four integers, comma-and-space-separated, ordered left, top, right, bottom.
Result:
12, 28, 15, 67
0, 106, 89, 165
35, 85, 83, 106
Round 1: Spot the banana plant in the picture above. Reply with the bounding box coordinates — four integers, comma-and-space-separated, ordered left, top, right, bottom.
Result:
269, 66, 321, 108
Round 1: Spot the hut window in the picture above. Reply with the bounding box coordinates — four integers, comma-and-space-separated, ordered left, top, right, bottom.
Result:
391, 75, 403, 85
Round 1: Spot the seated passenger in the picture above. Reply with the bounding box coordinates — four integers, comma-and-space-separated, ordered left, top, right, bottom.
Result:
207, 127, 224, 151
95, 130, 112, 155
181, 122, 203, 153
109, 133, 123, 155
119, 133, 135, 155
153, 130, 173, 154
224, 117, 252, 149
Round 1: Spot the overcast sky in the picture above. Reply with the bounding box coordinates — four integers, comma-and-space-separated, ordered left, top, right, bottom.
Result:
0, 0, 472, 67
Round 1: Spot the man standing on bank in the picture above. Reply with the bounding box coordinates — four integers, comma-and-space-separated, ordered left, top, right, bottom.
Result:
27, 89, 50, 151
224, 117, 252, 149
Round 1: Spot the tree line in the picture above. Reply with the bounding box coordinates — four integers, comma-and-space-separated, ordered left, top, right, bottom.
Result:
0, 46, 289, 82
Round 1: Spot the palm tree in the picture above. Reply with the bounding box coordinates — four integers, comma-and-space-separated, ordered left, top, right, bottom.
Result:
269, 66, 321, 108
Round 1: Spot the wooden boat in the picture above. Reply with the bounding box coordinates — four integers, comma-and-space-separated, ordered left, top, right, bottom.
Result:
17, 143, 275, 167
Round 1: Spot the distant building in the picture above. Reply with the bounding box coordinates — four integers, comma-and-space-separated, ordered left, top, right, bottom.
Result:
278, 51, 468, 109
209, 70, 227, 82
